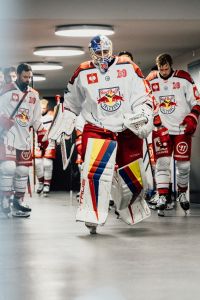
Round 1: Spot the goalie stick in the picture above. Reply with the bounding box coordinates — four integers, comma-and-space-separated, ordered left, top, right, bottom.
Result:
60, 133, 75, 170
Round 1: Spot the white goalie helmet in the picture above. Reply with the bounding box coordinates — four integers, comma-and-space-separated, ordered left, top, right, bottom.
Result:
88, 35, 113, 73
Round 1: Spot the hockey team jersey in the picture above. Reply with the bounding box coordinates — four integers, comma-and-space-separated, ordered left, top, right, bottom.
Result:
64, 56, 153, 132
146, 70, 200, 135
0, 82, 43, 150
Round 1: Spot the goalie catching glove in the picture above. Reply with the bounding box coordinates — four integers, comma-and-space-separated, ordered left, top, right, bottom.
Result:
124, 104, 153, 138
42, 103, 77, 144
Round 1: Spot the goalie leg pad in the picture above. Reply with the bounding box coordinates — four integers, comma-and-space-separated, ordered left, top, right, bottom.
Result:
119, 191, 151, 225
113, 158, 151, 225
76, 138, 117, 225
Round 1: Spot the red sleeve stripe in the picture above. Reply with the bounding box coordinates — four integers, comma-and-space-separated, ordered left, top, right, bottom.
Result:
69, 62, 95, 84
173, 70, 194, 84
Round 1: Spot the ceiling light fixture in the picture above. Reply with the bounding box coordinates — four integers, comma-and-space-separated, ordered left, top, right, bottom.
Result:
33, 74, 46, 82
55, 24, 114, 37
27, 62, 63, 71
33, 46, 85, 57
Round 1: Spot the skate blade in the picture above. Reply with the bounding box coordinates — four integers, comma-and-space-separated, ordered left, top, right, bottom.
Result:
12, 210, 30, 218
148, 204, 157, 210
157, 210, 165, 217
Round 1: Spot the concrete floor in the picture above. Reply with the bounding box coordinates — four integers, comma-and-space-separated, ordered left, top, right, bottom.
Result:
1, 192, 200, 300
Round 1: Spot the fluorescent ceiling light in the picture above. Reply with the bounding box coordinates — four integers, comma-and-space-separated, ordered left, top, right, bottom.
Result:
33, 46, 85, 57
27, 62, 63, 71
33, 74, 46, 82
55, 24, 114, 37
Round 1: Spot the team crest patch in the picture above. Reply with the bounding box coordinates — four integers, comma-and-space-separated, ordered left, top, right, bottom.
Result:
87, 73, 98, 84
159, 95, 176, 114
15, 108, 30, 127
97, 87, 124, 112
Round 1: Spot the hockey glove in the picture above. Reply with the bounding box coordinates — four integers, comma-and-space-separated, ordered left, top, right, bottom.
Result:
153, 127, 170, 148
37, 129, 49, 150
180, 115, 198, 135
124, 104, 153, 139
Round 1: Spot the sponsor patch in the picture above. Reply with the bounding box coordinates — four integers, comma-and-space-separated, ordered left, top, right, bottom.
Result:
151, 83, 160, 92
12, 93, 19, 102
87, 73, 98, 84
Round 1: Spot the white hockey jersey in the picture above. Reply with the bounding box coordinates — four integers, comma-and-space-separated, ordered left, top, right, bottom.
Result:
42, 112, 53, 131
146, 70, 200, 135
0, 82, 43, 150
64, 56, 152, 132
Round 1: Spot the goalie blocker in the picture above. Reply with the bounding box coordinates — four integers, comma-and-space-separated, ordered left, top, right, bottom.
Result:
43, 103, 77, 143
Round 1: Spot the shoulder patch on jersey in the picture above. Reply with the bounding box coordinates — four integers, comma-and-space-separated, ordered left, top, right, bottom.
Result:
131, 62, 144, 78
174, 70, 194, 84
146, 71, 158, 82
69, 61, 96, 84
0, 82, 17, 96
29, 87, 39, 95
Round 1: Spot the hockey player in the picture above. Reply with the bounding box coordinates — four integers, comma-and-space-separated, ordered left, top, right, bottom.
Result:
118, 50, 134, 61
0, 63, 47, 217
3, 66, 17, 84
46, 35, 154, 234
146, 53, 200, 216
35, 99, 56, 196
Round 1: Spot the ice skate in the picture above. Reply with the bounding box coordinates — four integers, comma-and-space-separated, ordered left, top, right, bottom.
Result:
156, 195, 167, 216
37, 182, 44, 194
166, 201, 175, 210
76, 192, 80, 202
109, 200, 115, 207
148, 192, 159, 210
85, 222, 97, 234
12, 207, 30, 218
177, 192, 190, 214
43, 184, 50, 197
13, 197, 32, 213
157, 209, 165, 217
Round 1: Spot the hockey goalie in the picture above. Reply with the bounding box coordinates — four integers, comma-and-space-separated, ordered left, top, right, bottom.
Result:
44, 35, 154, 234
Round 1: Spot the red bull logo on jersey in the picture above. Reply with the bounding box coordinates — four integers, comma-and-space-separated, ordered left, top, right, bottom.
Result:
15, 108, 30, 127
97, 87, 124, 112
159, 95, 176, 114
